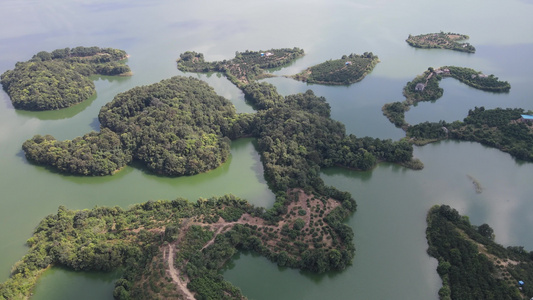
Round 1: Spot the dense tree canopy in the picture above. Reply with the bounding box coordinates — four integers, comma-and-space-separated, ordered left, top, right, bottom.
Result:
99, 76, 235, 176
443, 66, 511, 92
242, 82, 418, 195
23, 129, 130, 176
177, 48, 304, 87
1, 46, 131, 110
24, 76, 236, 176
407, 107, 533, 161
23, 76, 418, 179
0, 191, 356, 300
291, 53, 379, 85
178, 48, 380, 87
427, 205, 533, 300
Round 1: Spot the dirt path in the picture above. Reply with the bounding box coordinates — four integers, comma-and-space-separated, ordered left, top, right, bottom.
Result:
167, 243, 195, 300
198, 219, 253, 251
201, 224, 229, 251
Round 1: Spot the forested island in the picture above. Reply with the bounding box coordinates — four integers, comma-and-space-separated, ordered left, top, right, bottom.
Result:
23, 76, 234, 176
407, 107, 533, 161
427, 205, 533, 299
382, 66, 511, 129
23, 76, 420, 178
381, 67, 528, 161
177, 48, 379, 87
177, 48, 304, 88
0, 190, 357, 300
0, 46, 131, 110
406, 32, 476, 53
290, 53, 379, 85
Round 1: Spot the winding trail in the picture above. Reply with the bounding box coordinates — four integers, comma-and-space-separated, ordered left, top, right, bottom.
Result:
167, 243, 195, 300
159, 188, 341, 299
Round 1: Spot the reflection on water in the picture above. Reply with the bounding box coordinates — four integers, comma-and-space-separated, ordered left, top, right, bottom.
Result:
321, 166, 373, 182
13, 93, 98, 121
31, 267, 120, 300
9, 71, 133, 122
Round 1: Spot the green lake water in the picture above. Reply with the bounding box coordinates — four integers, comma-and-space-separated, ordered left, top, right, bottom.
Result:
1, 0, 533, 299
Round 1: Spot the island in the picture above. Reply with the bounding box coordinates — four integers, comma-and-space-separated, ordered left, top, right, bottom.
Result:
406, 32, 476, 53
0, 190, 356, 300
427, 205, 533, 299
406, 107, 533, 162
23, 76, 234, 176
290, 53, 379, 85
0, 46, 131, 111
382, 66, 511, 129
23, 76, 421, 177
178, 48, 379, 87
177, 48, 304, 88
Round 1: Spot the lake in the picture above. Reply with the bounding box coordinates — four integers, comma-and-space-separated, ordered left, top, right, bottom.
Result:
1, 0, 533, 299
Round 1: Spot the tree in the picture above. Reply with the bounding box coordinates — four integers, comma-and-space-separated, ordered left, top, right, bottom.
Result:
477, 224, 495, 240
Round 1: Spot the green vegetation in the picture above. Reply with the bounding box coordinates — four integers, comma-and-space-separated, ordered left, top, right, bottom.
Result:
177, 48, 304, 87
408, 107, 533, 161
242, 82, 420, 192
9, 46, 429, 299
22, 129, 131, 176
406, 32, 475, 53
24, 76, 235, 176
444, 66, 511, 93
382, 67, 510, 129
0, 190, 356, 300
382, 68, 443, 129
178, 49, 378, 87
381, 101, 410, 129
1, 46, 131, 110
291, 53, 379, 85
23, 77, 419, 177
426, 205, 533, 299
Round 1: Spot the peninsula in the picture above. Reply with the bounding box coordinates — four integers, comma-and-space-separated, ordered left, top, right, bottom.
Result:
382, 66, 511, 129
9, 47, 428, 299
406, 32, 476, 53
381, 66, 529, 162
407, 107, 533, 162
0, 46, 131, 111
177, 48, 304, 88
290, 53, 379, 85
0, 191, 356, 300
427, 205, 533, 299
23, 76, 420, 177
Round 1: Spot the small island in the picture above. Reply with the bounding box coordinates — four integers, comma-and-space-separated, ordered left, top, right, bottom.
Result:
406, 32, 476, 53
382, 66, 511, 129
427, 205, 533, 299
177, 48, 304, 88
290, 53, 379, 85
0, 46, 131, 111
